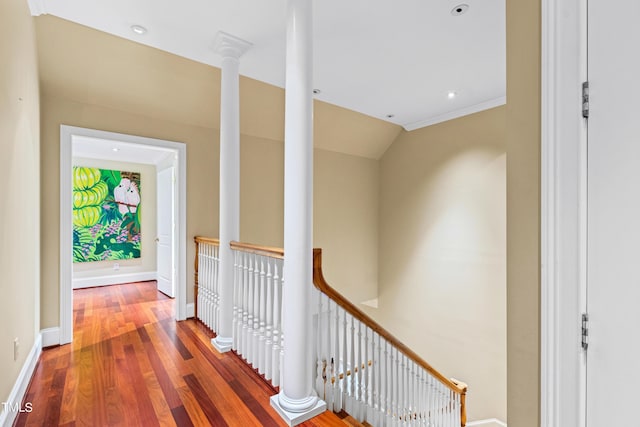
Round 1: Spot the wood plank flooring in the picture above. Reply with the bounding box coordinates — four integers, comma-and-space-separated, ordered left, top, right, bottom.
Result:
14, 281, 350, 427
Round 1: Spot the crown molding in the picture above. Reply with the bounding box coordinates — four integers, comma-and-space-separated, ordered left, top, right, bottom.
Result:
27, 0, 47, 16
403, 96, 507, 131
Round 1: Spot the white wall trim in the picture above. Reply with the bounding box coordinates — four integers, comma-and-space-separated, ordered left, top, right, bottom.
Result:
540, 0, 588, 426
402, 96, 506, 131
40, 327, 60, 348
467, 419, 507, 427
60, 125, 188, 347
60, 126, 74, 345
26, 0, 47, 16
186, 303, 195, 319
0, 334, 42, 427
73, 272, 157, 289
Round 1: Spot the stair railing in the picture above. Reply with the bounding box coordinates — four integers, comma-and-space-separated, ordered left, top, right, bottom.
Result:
313, 248, 467, 427
229, 241, 284, 387
194, 238, 467, 426
194, 237, 220, 333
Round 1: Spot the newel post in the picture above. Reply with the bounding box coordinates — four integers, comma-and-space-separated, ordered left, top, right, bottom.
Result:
211, 32, 252, 353
270, 0, 327, 425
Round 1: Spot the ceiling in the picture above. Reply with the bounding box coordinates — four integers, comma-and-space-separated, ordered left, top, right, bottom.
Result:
73, 136, 175, 165
27, 0, 505, 131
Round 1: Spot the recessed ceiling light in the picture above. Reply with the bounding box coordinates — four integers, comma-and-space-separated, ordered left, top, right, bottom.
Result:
130, 24, 147, 35
451, 4, 469, 16
313, 89, 321, 94
447, 91, 458, 99
112, 148, 120, 152
386, 114, 395, 119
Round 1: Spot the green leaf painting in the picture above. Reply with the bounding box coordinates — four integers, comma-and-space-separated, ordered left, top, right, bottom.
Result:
72, 167, 141, 263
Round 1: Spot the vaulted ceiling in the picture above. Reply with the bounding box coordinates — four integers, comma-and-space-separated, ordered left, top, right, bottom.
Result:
28, 0, 505, 130
29, 0, 504, 159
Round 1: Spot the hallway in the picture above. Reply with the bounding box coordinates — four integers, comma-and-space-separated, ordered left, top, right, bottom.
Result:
15, 282, 345, 426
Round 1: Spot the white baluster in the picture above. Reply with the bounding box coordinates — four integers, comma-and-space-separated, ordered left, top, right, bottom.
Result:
279, 331, 284, 388
200, 243, 207, 327
360, 323, 373, 421
271, 261, 281, 387
315, 291, 325, 402
258, 256, 267, 373
356, 320, 364, 421
436, 382, 442, 427
264, 259, 273, 380
400, 354, 406, 425
411, 362, 417, 426
232, 249, 241, 351
333, 301, 341, 412
245, 255, 254, 362
325, 297, 334, 410
422, 370, 429, 427
233, 251, 240, 354
373, 333, 381, 426
252, 254, 261, 368
341, 309, 348, 413
385, 338, 391, 427
214, 244, 218, 330
349, 314, 357, 414
242, 252, 250, 358
247, 254, 255, 364
205, 243, 211, 330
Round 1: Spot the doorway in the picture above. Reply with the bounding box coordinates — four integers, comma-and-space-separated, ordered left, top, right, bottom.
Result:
60, 125, 188, 345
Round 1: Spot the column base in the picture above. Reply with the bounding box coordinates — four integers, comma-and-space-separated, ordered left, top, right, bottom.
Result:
270, 393, 326, 427
211, 336, 232, 353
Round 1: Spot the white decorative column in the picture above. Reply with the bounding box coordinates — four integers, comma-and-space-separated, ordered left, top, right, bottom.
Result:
270, 0, 326, 425
211, 31, 251, 353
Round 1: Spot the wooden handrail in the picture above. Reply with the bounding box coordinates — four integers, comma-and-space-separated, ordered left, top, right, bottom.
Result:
194, 236, 220, 246
313, 248, 467, 400
230, 240, 284, 259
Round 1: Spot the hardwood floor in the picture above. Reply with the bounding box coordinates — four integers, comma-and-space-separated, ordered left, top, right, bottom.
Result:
14, 281, 349, 427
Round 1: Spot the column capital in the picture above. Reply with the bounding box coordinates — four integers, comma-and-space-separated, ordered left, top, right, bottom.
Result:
213, 31, 252, 59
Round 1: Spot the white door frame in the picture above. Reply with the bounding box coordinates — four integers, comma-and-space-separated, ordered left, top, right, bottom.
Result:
540, 0, 588, 425
59, 125, 188, 344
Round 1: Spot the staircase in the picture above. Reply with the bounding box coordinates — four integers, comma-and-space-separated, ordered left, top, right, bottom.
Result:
195, 237, 467, 426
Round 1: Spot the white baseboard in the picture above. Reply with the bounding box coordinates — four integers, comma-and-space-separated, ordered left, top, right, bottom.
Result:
41, 327, 61, 347
72, 272, 156, 289
467, 419, 507, 427
186, 303, 195, 319
0, 334, 42, 427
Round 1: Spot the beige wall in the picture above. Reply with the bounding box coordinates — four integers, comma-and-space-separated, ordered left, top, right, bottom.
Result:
40, 93, 220, 328
37, 17, 386, 329
0, 0, 40, 405
314, 150, 379, 303
72, 158, 158, 284
40, 93, 381, 330
506, 1, 541, 425
240, 136, 380, 303
375, 106, 506, 422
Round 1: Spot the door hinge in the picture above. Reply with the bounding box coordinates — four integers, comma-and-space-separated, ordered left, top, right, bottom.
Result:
581, 313, 589, 350
582, 81, 590, 118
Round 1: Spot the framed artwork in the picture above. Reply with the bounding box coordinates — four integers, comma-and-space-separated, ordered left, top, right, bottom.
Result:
72, 166, 141, 263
